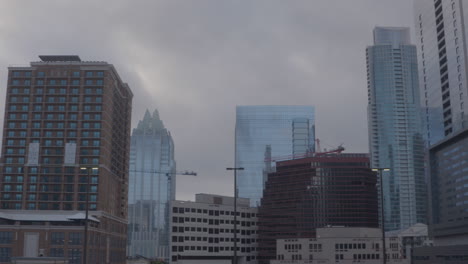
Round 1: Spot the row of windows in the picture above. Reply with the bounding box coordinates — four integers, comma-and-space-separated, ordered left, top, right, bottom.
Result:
0, 247, 11, 262
353, 253, 380, 260
5, 148, 99, 156
11, 79, 104, 86
2, 193, 97, 202
3, 175, 98, 184
6, 131, 101, 138
172, 235, 256, 244
173, 206, 257, 218
8, 121, 101, 129
1, 202, 97, 210
6, 139, 100, 147
4, 167, 99, 174
12, 71, 104, 78
172, 216, 256, 226
3, 183, 98, 192
335, 243, 369, 250
10, 96, 102, 103
9, 104, 102, 112
172, 226, 257, 235
10, 87, 103, 95
172, 245, 256, 253
0, 232, 12, 244
50, 248, 82, 264
9, 113, 101, 120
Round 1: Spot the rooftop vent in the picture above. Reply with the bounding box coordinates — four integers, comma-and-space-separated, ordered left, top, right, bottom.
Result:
39, 55, 81, 62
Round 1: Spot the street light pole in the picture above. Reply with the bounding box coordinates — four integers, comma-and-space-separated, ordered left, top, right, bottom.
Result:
227, 167, 244, 264
80, 167, 97, 264
372, 168, 390, 264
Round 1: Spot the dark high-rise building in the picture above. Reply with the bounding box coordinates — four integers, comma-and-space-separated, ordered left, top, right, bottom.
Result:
257, 154, 378, 264
0, 56, 133, 264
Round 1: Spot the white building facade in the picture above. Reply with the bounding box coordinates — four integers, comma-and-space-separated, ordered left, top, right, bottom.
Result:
271, 226, 429, 264
170, 194, 258, 264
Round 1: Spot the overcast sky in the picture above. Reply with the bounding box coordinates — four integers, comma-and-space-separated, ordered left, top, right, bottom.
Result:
0, 0, 414, 201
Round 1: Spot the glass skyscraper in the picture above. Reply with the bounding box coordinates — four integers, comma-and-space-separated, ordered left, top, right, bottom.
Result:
413, 1, 468, 250
414, 0, 468, 145
366, 27, 427, 231
127, 109, 176, 260
235, 106, 315, 207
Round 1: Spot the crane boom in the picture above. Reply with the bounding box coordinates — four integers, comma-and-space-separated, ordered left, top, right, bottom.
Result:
128, 169, 197, 176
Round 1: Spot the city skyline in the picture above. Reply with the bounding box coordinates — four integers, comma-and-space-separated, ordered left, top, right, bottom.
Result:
0, 1, 415, 201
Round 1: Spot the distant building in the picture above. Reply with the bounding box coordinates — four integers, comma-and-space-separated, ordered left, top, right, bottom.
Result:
170, 194, 258, 264
235, 105, 315, 207
412, 128, 468, 263
271, 226, 422, 264
127, 109, 176, 261
386, 223, 431, 260
414, 0, 468, 144
0, 56, 133, 264
366, 27, 427, 231
257, 154, 379, 264
413, 244, 468, 264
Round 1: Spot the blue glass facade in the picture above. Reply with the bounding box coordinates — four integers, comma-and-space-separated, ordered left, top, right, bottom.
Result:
414, 0, 468, 145
429, 129, 468, 241
235, 106, 315, 207
127, 110, 176, 260
366, 27, 427, 231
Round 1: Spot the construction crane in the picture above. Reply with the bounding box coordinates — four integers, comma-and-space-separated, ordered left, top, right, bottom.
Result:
128, 169, 197, 177
314, 144, 345, 156
264, 140, 345, 162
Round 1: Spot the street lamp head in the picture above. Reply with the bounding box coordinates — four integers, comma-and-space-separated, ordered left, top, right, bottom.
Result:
226, 167, 244, 171
371, 168, 390, 172
80, 167, 99, 171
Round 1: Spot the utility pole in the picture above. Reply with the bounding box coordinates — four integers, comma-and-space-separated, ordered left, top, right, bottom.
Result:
227, 167, 244, 264
372, 168, 390, 264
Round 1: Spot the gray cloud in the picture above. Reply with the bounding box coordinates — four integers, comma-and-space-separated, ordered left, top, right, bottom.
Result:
0, 0, 414, 201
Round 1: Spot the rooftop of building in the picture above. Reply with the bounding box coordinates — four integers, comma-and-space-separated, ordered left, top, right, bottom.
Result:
386, 223, 428, 238
275, 152, 370, 166
133, 109, 166, 135
372, 26, 411, 46
39, 55, 81, 62
0, 210, 100, 223
430, 127, 468, 152
316, 226, 381, 239
174, 193, 252, 208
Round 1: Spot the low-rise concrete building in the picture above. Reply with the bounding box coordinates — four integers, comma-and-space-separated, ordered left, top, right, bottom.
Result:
386, 223, 431, 260
170, 194, 258, 264
271, 227, 410, 264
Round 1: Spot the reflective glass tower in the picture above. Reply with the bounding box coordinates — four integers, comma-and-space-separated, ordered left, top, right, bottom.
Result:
414, 0, 468, 145
235, 106, 315, 207
127, 109, 176, 260
366, 27, 427, 231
